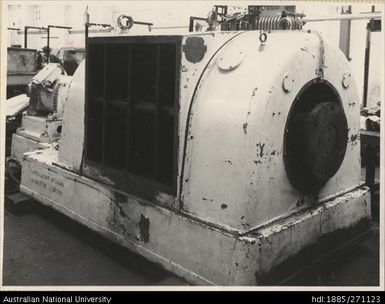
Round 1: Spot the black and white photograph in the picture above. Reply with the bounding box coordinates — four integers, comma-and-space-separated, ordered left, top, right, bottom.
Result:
0, 0, 384, 290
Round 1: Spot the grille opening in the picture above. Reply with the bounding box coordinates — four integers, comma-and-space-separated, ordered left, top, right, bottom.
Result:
87, 44, 104, 162
86, 38, 179, 193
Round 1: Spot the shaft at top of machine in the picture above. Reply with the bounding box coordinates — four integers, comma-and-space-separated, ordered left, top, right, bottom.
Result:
303, 12, 382, 22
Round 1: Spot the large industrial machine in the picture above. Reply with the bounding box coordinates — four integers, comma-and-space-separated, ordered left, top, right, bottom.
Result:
8, 7, 373, 285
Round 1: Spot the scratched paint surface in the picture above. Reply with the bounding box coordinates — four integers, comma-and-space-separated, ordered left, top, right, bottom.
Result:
25, 31, 364, 234
182, 31, 362, 232
178, 32, 242, 200
14, 30, 369, 285
19, 148, 370, 285
58, 60, 85, 172
20, 149, 243, 285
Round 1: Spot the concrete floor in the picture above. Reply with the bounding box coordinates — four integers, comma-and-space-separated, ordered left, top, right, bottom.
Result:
283, 223, 379, 286
1, 169, 381, 287
3, 199, 188, 286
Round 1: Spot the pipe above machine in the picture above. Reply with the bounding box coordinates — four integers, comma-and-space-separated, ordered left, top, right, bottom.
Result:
303, 12, 382, 22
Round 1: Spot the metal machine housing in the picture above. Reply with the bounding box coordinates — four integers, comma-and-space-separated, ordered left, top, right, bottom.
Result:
14, 29, 370, 285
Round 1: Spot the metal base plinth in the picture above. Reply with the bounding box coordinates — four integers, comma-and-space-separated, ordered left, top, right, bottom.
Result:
20, 150, 371, 285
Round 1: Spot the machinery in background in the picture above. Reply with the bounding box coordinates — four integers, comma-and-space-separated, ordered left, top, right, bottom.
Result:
5, 45, 77, 98
207, 5, 303, 31
9, 63, 71, 163
6, 63, 72, 188
189, 5, 304, 32
27, 63, 71, 116
7, 47, 38, 98
6, 47, 39, 159
7, 9, 376, 285
361, 101, 381, 132
38, 47, 86, 76
55, 47, 86, 76
5, 46, 84, 157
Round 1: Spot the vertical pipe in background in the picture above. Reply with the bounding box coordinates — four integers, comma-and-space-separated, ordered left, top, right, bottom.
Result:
189, 17, 194, 32
84, 6, 90, 47
362, 5, 377, 108
85, 24, 89, 46
47, 26, 51, 63
362, 22, 371, 108
339, 5, 352, 60
24, 26, 28, 48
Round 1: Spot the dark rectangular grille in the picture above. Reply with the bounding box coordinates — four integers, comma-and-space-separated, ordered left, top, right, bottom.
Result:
85, 37, 181, 194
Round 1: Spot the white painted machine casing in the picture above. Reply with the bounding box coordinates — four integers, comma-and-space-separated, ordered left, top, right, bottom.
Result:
59, 30, 363, 231
180, 30, 362, 232
18, 30, 370, 285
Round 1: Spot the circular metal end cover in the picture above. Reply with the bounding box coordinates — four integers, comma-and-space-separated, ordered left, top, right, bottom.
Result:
305, 102, 348, 182
217, 42, 246, 72
284, 101, 348, 193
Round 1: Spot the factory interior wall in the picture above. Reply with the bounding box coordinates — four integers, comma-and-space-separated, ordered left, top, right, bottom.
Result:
299, 3, 382, 108
5, 2, 382, 107
366, 31, 382, 108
